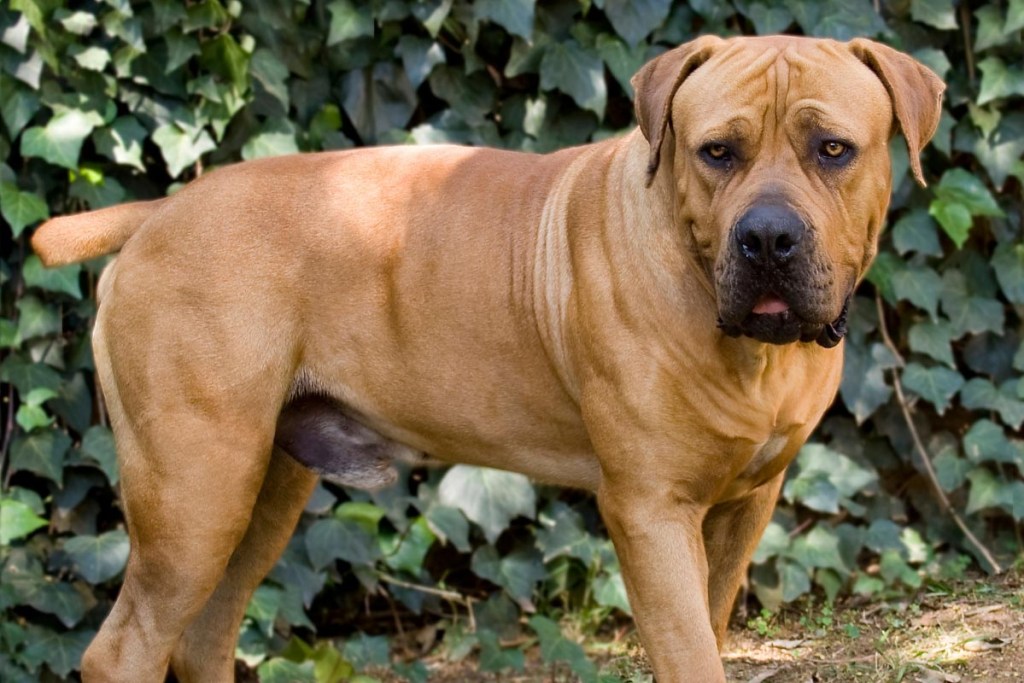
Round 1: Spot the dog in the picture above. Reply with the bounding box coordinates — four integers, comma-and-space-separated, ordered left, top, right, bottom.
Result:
32, 35, 943, 682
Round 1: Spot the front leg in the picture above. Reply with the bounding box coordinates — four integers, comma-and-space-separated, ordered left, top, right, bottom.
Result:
703, 472, 785, 647
599, 478, 724, 682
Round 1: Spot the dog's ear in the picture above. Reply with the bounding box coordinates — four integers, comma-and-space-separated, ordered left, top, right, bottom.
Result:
848, 39, 946, 187
632, 35, 723, 186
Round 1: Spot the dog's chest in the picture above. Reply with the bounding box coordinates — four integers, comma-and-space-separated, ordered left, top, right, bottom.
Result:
737, 432, 792, 486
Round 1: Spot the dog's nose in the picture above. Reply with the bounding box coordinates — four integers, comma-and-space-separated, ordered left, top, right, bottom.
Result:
735, 205, 806, 264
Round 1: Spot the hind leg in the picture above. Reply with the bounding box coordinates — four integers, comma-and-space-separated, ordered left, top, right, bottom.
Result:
82, 412, 278, 682
170, 447, 317, 682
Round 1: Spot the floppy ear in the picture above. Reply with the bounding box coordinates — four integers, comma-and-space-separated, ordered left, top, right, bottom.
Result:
848, 38, 946, 187
631, 35, 723, 186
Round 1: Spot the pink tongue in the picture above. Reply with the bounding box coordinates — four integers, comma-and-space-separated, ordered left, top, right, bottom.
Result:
753, 297, 789, 315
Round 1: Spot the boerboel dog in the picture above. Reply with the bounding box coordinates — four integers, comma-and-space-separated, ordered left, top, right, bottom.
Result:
32, 35, 943, 682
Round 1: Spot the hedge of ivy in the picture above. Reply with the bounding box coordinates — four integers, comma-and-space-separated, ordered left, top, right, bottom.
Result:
1, 0, 1022, 680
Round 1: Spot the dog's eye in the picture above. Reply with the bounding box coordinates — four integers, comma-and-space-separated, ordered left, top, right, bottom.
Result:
700, 143, 733, 165
819, 140, 849, 159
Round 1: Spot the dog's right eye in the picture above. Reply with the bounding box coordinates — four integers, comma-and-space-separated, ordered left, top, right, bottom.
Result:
700, 143, 733, 166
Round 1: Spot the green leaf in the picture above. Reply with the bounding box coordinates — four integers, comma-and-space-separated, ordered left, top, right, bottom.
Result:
783, 443, 878, 514
327, 0, 373, 46
908, 320, 955, 368
536, 501, 594, 562
396, 36, 445, 90
424, 503, 470, 552
58, 10, 98, 35
540, 41, 607, 118
26, 582, 92, 628
471, 545, 546, 604
69, 45, 111, 71
341, 63, 416, 143
789, 525, 850, 575
963, 419, 1023, 467
977, 56, 1024, 105
0, 499, 48, 544
779, 558, 811, 603
0, 182, 48, 237
382, 516, 435, 574
992, 242, 1024, 305
10, 428, 70, 486
341, 632, 390, 670
82, 425, 119, 484
428, 67, 496, 126
241, 119, 299, 160
1009, 0, 1024, 32
21, 626, 94, 677
20, 109, 98, 169
734, 0, 795, 34
902, 362, 964, 415
0, 354, 62, 396
891, 266, 941, 318
257, 658, 317, 683
474, 0, 535, 40
184, 0, 229, 32
961, 378, 1024, 429
929, 168, 1004, 246
63, 530, 130, 583
410, 0, 453, 37
199, 33, 250, 90
152, 122, 216, 178
965, 467, 1019, 516
941, 271, 1005, 338
0, 75, 40, 137
891, 209, 942, 257
840, 341, 893, 424
94, 116, 147, 172
602, 0, 671, 47
529, 615, 597, 682
304, 517, 380, 569
477, 629, 525, 672
22, 255, 81, 299
16, 295, 59, 340
438, 465, 536, 543
593, 569, 631, 614
975, 5, 1012, 51
911, 0, 958, 30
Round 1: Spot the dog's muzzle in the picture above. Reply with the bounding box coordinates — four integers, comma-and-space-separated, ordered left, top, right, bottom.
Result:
717, 294, 850, 348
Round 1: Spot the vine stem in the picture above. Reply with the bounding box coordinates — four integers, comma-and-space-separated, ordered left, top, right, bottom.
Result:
377, 573, 477, 632
874, 294, 1003, 573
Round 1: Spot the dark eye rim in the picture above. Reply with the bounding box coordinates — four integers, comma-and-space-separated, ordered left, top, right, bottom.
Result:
816, 138, 856, 165
699, 141, 735, 166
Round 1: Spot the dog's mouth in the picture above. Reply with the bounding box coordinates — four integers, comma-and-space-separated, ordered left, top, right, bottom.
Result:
717, 294, 850, 348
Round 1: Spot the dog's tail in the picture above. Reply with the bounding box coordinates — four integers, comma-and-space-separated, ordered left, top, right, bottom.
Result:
31, 198, 168, 267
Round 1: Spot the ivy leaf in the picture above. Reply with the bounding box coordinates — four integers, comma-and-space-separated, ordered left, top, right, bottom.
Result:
438, 466, 536, 543
962, 112, 1024, 190
779, 557, 812, 603
20, 109, 98, 169
734, 0, 795, 34
474, 0, 535, 40
840, 341, 894, 424
789, 525, 850, 575
929, 168, 1003, 246
941, 270, 1005, 338
975, 5, 1012, 51
902, 362, 964, 414
1009, 0, 1024, 32
63, 530, 130, 583
540, 40, 607, 118
536, 501, 594, 562
396, 37, 445, 90
602, 0, 672, 47
257, 658, 317, 683
529, 615, 597, 681
241, 119, 299, 160
595, 34, 646, 98
82, 425, 119, 485
305, 517, 378, 570
20, 626, 94, 678
908, 319, 955, 368
963, 419, 1023, 467
10, 428, 70, 486
961, 378, 1024, 429
0, 182, 48, 237
593, 569, 631, 614
471, 545, 546, 606
424, 503, 471, 552
891, 266, 941, 318
977, 56, 1024, 105
381, 516, 435, 575
152, 122, 216, 178
992, 242, 1024, 305
0, 75, 40, 137
341, 632, 390, 670
0, 354, 62, 396
910, 0, 958, 30
0, 498, 48, 544
16, 295, 59, 340
891, 209, 942, 257
326, 0, 373, 46
22, 255, 81, 299
94, 116, 147, 172
26, 582, 93, 629
341, 62, 416, 143
966, 467, 1021, 517
478, 629, 525, 672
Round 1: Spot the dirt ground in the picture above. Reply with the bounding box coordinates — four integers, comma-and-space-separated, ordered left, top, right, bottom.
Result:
364, 569, 1023, 682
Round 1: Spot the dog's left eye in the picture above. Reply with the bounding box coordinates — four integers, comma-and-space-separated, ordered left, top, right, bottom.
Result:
819, 140, 849, 160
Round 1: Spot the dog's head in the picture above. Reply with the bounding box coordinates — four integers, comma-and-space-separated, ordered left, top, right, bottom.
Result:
633, 36, 944, 347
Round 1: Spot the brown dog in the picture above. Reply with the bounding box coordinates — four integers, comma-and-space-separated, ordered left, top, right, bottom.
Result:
32, 35, 943, 682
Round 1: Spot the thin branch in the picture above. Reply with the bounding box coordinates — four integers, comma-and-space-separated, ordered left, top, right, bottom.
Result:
875, 294, 1003, 573
377, 573, 477, 632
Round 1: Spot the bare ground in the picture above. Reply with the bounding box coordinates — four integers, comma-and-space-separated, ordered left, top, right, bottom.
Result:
362, 569, 1023, 682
